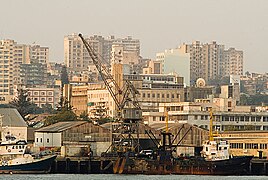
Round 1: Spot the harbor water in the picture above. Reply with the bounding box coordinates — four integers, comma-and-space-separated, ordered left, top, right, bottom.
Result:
0, 174, 267, 180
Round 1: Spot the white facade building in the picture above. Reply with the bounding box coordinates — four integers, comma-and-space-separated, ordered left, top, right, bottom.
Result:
156, 48, 190, 86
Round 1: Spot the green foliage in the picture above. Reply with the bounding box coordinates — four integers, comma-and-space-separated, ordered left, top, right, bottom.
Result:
44, 97, 77, 126
97, 117, 113, 125
41, 103, 55, 114
79, 111, 91, 122
9, 89, 38, 120
61, 65, 69, 87
239, 93, 268, 106
208, 76, 230, 86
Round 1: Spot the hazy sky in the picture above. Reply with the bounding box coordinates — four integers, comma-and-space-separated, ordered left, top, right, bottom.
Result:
1, 0, 268, 73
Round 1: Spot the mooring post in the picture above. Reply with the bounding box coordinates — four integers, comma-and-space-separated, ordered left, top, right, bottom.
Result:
77, 160, 80, 174
88, 159, 91, 173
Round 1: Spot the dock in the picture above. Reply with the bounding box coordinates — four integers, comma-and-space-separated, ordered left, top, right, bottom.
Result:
49, 156, 268, 175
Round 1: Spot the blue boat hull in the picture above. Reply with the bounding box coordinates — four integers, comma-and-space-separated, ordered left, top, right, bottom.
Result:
0, 155, 57, 174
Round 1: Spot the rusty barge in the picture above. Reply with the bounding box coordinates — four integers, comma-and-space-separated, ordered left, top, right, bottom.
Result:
112, 131, 253, 175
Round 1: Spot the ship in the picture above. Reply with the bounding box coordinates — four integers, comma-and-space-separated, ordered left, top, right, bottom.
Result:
0, 139, 56, 174
113, 110, 253, 175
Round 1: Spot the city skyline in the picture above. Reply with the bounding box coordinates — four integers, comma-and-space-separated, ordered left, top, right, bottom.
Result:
1, 0, 268, 73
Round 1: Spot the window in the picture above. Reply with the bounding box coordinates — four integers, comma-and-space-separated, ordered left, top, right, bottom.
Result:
157, 93, 160, 98
47, 139, 49, 143
245, 143, 258, 149
40, 138, 42, 143
260, 144, 267, 149
36, 138, 38, 142
230, 143, 243, 149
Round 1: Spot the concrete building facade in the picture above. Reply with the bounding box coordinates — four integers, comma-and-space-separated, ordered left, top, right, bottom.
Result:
64, 33, 140, 76
0, 39, 50, 104
26, 85, 61, 108
222, 48, 243, 77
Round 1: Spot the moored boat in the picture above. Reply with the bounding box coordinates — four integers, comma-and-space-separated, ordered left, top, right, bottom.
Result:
0, 140, 56, 174
113, 110, 253, 175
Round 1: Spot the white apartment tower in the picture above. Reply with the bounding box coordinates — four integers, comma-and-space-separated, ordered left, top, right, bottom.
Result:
30, 44, 49, 65
0, 39, 16, 103
222, 48, 243, 77
64, 34, 103, 73
0, 39, 50, 103
64, 34, 140, 75
180, 41, 241, 86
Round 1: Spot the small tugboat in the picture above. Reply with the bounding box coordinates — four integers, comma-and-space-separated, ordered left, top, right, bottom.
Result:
0, 138, 56, 174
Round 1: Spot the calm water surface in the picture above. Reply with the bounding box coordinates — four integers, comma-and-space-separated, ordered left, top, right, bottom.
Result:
0, 174, 266, 180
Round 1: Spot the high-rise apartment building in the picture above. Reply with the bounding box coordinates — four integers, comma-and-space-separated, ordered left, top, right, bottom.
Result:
30, 44, 49, 65
64, 34, 103, 74
0, 39, 16, 103
13, 44, 31, 85
0, 38, 50, 103
179, 41, 242, 86
64, 33, 140, 76
222, 48, 243, 77
20, 60, 48, 86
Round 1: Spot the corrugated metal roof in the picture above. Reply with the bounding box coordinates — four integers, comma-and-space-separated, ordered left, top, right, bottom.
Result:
0, 108, 27, 127
149, 123, 179, 131
36, 121, 87, 132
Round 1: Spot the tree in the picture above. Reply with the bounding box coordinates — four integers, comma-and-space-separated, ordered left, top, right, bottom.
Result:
44, 97, 77, 126
41, 103, 55, 114
9, 89, 37, 120
61, 65, 69, 88
79, 111, 91, 122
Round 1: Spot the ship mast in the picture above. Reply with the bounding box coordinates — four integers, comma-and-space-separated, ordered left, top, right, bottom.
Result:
209, 108, 214, 141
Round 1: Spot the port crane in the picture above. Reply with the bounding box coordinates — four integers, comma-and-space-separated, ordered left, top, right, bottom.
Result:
78, 33, 142, 153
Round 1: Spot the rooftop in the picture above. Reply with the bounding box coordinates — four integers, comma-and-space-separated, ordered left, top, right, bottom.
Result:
36, 121, 87, 133
0, 108, 27, 127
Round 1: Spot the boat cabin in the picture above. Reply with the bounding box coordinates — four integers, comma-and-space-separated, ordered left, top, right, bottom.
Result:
201, 140, 229, 161
0, 140, 27, 155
